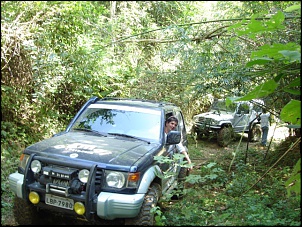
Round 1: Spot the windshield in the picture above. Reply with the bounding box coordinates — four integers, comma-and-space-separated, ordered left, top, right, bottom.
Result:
211, 100, 237, 112
70, 103, 161, 142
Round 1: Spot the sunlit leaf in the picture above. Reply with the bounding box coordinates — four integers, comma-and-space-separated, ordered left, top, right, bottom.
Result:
235, 79, 278, 101
267, 11, 285, 29
284, 4, 301, 13
280, 100, 301, 126
246, 58, 273, 67
251, 43, 300, 60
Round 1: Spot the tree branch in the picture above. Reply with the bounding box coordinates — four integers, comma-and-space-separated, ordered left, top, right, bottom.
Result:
110, 16, 300, 44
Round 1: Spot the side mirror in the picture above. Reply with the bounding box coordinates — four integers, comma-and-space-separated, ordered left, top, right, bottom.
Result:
166, 131, 181, 145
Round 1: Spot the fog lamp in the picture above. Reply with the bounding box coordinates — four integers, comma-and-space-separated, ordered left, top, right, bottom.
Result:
29, 191, 40, 204
74, 202, 85, 215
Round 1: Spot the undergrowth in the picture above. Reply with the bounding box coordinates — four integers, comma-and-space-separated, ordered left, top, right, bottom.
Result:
157, 136, 301, 226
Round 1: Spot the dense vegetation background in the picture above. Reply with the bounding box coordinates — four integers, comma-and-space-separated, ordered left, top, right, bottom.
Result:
1, 1, 301, 225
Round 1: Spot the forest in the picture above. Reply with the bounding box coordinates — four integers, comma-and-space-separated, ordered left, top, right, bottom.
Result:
1, 1, 301, 226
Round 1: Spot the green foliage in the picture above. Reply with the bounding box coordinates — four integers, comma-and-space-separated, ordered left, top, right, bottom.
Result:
285, 158, 301, 196
161, 137, 300, 226
1, 1, 301, 225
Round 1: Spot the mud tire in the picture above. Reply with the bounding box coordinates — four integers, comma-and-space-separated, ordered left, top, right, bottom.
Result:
249, 124, 262, 142
217, 127, 234, 147
124, 183, 161, 226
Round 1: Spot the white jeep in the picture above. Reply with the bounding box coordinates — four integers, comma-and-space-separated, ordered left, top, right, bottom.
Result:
192, 99, 264, 147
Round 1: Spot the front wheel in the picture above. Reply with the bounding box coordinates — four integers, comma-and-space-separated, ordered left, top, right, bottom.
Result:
125, 183, 161, 226
192, 126, 203, 139
217, 127, 234, 147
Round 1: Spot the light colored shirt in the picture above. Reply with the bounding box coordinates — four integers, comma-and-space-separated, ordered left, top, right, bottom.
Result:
260, 112, 270, 128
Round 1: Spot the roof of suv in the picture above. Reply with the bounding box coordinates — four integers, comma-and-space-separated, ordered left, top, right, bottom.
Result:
97, 97, 177, 109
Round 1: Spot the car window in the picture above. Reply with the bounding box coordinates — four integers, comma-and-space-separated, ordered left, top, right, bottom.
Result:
71, 105, 161, 141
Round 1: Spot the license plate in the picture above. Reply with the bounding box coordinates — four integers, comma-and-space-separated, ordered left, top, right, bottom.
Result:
45, 194, 74, 210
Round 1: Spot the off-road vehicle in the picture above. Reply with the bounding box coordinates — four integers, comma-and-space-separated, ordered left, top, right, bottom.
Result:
192, 99, 263, 147
9, 97, 190, 225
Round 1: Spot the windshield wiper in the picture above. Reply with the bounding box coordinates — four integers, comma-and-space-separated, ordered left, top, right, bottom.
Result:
73, 128, 108, 137
108, 133, 150, 144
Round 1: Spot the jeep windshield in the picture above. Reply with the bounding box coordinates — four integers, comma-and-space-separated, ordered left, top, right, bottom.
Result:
211, 100, 237, 113
70, 103, 161, 142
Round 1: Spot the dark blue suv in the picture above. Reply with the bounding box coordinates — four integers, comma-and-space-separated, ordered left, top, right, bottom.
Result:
9, 97, 190, 225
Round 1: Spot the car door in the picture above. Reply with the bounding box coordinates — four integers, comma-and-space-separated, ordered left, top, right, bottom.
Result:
160, 111, 181, 192
233, 102, 250, 132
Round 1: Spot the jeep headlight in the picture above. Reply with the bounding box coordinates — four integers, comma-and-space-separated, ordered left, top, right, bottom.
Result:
211, 119, 219, 125
105, 171, 125, 188
79, 169, 90, 183
31, 160, 42, 173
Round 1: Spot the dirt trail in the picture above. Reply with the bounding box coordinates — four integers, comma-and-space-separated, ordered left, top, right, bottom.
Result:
191, 123, 291, 164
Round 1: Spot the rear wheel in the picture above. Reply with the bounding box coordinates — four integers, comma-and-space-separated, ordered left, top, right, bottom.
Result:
249, 124, 262, 142
217, 127, 234, 147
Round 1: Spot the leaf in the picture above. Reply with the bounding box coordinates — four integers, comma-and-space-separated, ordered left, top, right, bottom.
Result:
283, 77, 301, 95
246, 58, 273, 67
285, 77, 301, 88
285, 158, 301, 196
251, 43, 300, 60
274, 73, 284, 83
235, 79, 278, 101
279, 50, 301, 63
284, 4, 301, 13
267, 11, 285, 29
208, 173, 218, 180
283, 88, 301, 95
247, 20, 265, 33
280, 100, 301, 126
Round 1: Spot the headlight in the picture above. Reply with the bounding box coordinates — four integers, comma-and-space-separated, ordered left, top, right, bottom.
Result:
31, 160, 42, 173
78, 169, 90, 183
19, 154, 30, 169
211, 119, 219, 125
106, 171, 125, 188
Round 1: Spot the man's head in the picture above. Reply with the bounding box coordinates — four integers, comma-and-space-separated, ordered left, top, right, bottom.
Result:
165, 116, 178, 133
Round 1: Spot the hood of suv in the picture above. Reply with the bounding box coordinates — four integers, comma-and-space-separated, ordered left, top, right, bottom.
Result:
26, 131, 159, 166
195, 111, 233, 122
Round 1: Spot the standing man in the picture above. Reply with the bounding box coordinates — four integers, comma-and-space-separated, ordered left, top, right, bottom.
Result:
258, 109, 270, 147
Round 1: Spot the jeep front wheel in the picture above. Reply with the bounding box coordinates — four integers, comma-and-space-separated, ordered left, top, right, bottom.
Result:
192, 126, 203, 139
217, 127, 234, 147
249, 124, 262, 142
125, 183, 161, 226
